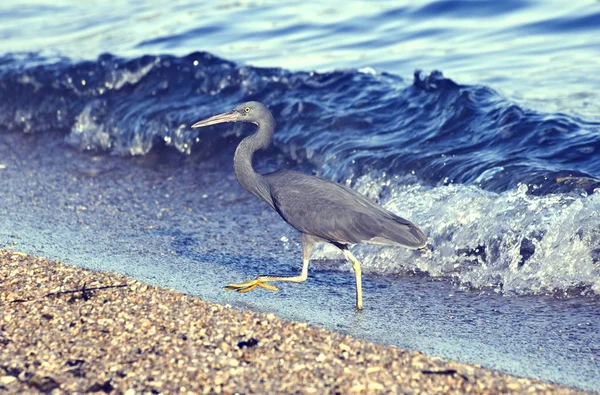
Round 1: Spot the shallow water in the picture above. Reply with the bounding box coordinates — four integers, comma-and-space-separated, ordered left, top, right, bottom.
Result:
1, 0, 600, 390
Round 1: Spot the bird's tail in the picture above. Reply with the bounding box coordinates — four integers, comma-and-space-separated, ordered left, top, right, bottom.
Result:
365, 216, 427, 250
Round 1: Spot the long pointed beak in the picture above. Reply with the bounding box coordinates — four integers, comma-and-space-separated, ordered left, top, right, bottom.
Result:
191, 111, 239, 128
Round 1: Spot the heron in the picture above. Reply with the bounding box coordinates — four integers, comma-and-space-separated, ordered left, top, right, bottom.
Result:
191, 101, 426, 309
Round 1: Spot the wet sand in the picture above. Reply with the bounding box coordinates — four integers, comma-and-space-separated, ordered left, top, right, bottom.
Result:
0, 249, 584, 394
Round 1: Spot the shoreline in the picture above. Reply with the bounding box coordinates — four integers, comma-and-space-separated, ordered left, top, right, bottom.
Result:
0, 249, 584, 394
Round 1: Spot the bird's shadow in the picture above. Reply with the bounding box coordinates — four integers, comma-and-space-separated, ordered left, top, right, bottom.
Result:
160, 226, 303, 277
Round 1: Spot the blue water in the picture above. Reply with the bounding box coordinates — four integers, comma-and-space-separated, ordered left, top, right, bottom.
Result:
1, 0, 600, 390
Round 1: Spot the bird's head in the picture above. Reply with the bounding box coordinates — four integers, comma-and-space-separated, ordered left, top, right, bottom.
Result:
191, 101, 270, 129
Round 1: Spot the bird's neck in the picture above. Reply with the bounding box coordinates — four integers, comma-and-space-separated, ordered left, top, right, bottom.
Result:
233, 120, 275, 208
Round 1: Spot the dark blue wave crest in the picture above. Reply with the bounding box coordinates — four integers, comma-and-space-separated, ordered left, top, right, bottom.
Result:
0, 52, 598, 194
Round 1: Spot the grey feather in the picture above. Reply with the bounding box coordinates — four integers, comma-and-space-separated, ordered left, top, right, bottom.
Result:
266, 170, 426, 249
192, 101, 427, 251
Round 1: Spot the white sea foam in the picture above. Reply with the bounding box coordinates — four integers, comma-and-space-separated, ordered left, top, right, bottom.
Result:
312, 173, 600, 296
103, 60, 157, 91
66, 61, 158, 153
67, 101, 113, 151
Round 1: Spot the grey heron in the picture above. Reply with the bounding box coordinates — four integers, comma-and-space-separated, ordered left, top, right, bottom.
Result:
192, 101, 426, 309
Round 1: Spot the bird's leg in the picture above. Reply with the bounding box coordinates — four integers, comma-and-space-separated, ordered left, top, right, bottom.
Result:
224, 234, 315, 293
342, 249, 363, 310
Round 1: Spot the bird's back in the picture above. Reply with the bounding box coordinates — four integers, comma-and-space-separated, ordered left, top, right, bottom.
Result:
265, 170, 426, 249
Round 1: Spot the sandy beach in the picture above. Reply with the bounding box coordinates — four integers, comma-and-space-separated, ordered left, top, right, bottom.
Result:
0, 249, 585, 394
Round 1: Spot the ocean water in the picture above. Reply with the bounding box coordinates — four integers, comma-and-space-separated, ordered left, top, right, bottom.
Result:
1, 0, 599, 390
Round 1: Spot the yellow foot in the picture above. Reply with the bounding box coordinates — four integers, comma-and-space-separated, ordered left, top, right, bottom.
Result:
224, 278, 279, 293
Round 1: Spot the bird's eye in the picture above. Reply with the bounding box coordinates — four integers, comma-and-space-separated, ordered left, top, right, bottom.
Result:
244, 107, 250, 113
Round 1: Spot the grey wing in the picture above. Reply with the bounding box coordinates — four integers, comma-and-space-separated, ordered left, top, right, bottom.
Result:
266, 171, 426, 249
